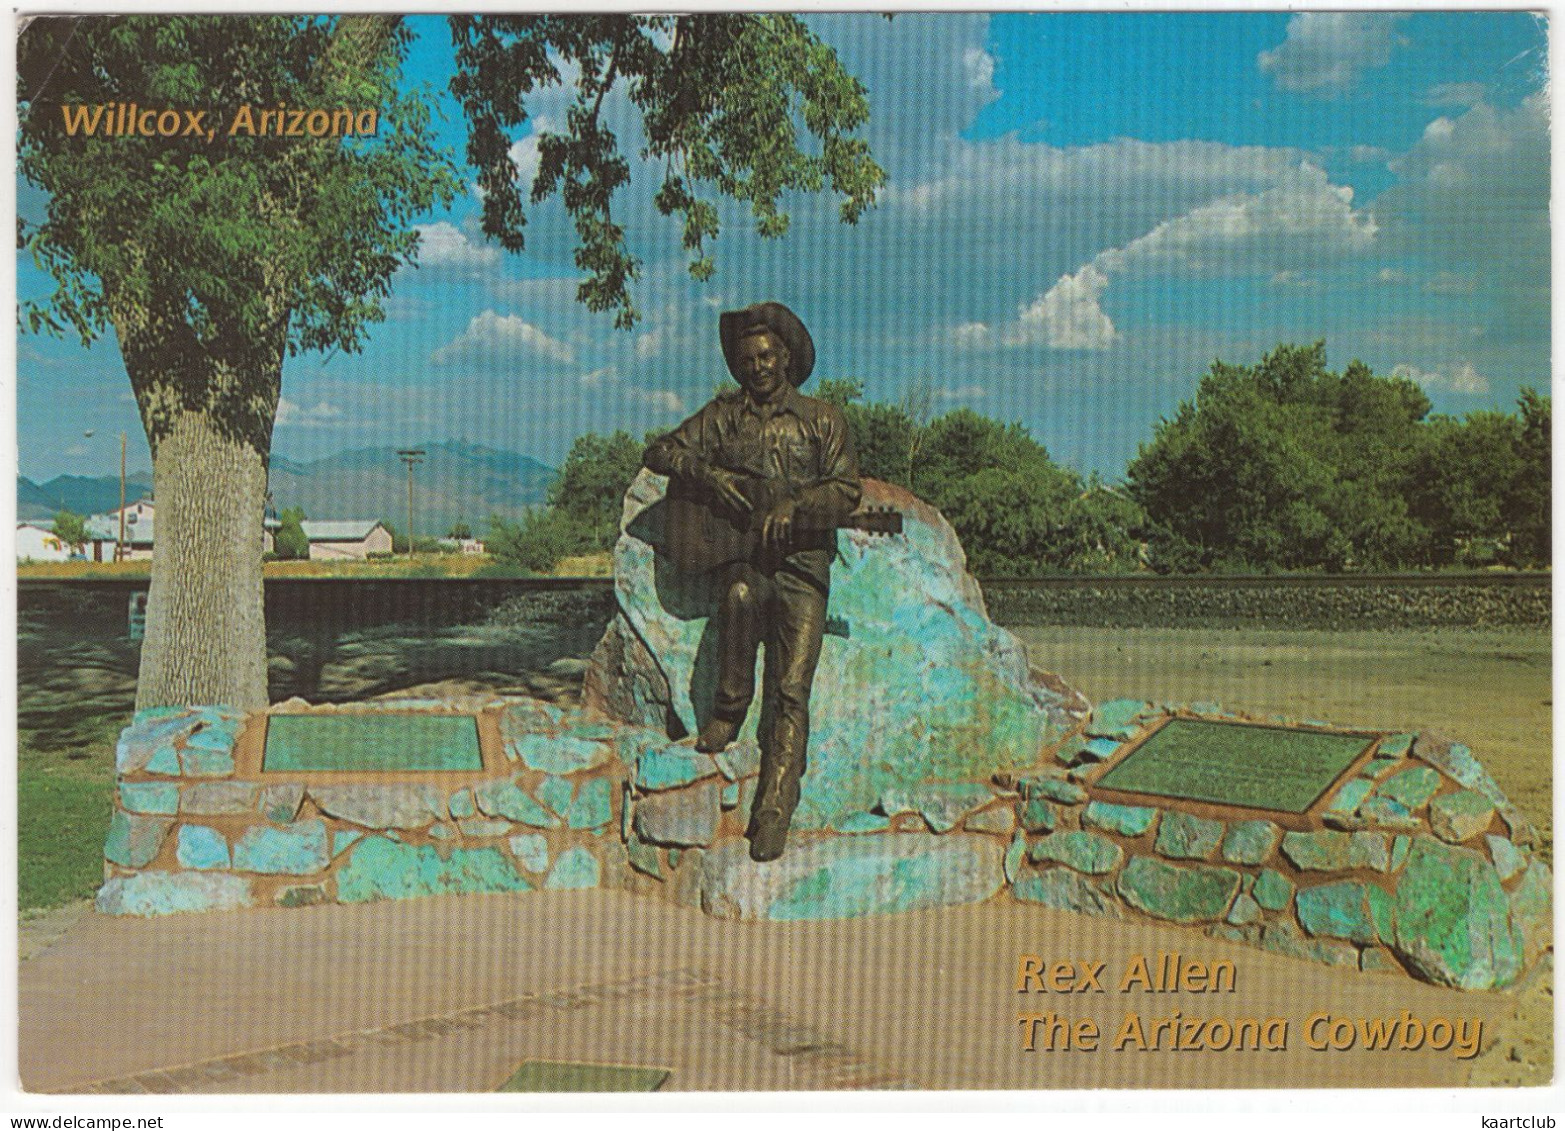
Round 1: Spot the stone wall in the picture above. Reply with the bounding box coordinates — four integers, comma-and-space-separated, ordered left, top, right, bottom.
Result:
98, 698, 656, 916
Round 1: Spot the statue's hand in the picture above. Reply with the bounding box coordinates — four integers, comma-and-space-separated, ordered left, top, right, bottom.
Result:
703, 467, 753, 516
761, 498, 797, 548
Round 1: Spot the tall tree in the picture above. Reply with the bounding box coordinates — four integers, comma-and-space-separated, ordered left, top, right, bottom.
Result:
19, 15, 458, 709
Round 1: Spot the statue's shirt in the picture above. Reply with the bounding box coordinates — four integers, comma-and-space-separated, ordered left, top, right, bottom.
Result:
645, 385, 861, 587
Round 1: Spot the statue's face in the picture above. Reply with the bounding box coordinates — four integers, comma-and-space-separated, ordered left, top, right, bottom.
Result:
735, 329, 791, 401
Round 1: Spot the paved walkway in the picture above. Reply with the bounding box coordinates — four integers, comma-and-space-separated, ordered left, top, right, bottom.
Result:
19, 889, 1522, 1094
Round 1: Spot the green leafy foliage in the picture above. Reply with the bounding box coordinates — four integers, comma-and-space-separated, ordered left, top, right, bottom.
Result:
1128, 344, 1547, 572
50, 509, 89, 554
273, 506, 310, 560
449, 14, 886, 327
489, 430, 645, 571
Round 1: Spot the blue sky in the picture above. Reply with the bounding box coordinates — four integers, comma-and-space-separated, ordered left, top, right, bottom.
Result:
16, 12, 1551, 486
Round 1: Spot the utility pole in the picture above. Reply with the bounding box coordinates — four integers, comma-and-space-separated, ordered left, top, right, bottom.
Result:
116, 431, 127, 563
396, 449, 425, 559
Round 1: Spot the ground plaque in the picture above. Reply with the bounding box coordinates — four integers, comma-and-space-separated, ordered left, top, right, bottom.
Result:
496, 1061, 671, 1092
1092, 718, 1375, 814
262, 714, 484, 772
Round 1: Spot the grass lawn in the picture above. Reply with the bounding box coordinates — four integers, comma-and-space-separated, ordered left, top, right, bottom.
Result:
17, 726, 120, 915
1013, 625, 1552, 861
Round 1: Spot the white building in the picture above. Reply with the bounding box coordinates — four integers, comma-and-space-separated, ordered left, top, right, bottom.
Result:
16, 522, 70, 562
300, 519, 394, 560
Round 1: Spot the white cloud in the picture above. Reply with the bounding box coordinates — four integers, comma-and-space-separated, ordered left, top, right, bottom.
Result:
634, 327, 667, 360
276, 397, 344, 428
431, 310, 576, 366
413, 222, 502, 272
638, 389, 685, 415
1392, 362, 1490, 395
1424, 271, 1476, 296
1425, 82, 1488, 108
935, 383, 986, 402
1349, 145, 1392, 165
963, 162, 1373, 351
579, 366, 618, 388
1258, 13, 1406, 95
1270, 270, 1316, 289
1008, 265, 1116, 350
962, 47, 995, 94
1377, 267, 1412, 285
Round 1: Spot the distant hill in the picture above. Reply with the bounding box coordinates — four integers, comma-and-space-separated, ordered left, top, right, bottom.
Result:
17, 473, 156, 522
266, 440, 556, 536
17, 441, 556, 536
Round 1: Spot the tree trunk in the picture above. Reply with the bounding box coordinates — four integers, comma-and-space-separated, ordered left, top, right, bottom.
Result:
135, 407, 271, 711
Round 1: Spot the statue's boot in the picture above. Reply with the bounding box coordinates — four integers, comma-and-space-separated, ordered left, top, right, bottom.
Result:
696, 714, 742, 753
747, 731, 804, 863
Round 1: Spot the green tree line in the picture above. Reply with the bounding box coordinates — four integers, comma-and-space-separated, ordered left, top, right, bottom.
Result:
492, 343, 1549, 576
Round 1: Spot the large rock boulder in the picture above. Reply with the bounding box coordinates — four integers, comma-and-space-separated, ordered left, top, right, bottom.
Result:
585, 472, 1089, 829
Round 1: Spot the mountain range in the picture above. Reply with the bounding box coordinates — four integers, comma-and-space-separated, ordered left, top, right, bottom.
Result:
18, 440, 557, 536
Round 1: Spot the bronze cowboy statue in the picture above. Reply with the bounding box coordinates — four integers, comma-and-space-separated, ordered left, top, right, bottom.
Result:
644, 302, 862, 862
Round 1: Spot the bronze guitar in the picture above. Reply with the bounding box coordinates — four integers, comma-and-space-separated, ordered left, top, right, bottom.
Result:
664, 472, 902, 575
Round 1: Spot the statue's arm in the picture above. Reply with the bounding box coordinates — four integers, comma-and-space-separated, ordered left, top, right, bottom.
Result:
795, 406, 862, 528
644, 406, 715, 483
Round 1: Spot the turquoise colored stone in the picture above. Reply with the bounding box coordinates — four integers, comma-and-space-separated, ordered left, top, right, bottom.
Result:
449, 789, 476, 820
104, 812, 171, 867
1260, 923, 1359, 969
429, 824, 455, 840
180, 722, 239, 776
1087, 699, 1148, 739
1367, 884, 1394, 943
714, 740, 762, 782
259, 784, 305, 824
1361, 757, 1403, 781
1022, 776, 1087, 805
965, 805, 1016, 835
565, 778, 614, 830
510, 732, 611, 775
700, 835, 1003, 921
1349, 832, 1391, 873
1296, 881, 1381, 944
1325, 778, 1373, 815
1226, 892, 1263, 927
1221, 820, 1281, 865
1487, 835, 1527, 882
536, 775, 575, 816
545, 846, 601, 890
119, 782, 180, 816
231, 820, 329, 875
1028, 830, 1124, 875
499, 699, 563, 737
510, 833, 550, 873
457, 818, 512, 838
1392, 837, 1522, 990
474, 779, 559, 828
1509, 861, 1553, 965
625, 837, 661, 879
633, 781, 720, 847
1004, 831, 1027, 884
332, 829, 363, 857
721, 781, 741, 809
563, 722, 619, 742
1154, 812, 1225, 861
309, 784, 445, 829
1116, 857, 1241, 923
637, 744, 719, 791
1083, 737, 1122, 761
1429, 790, 1495, 844
176, 825, 230, 870
1359, 796, 1421, 830
337, 837, 529, 902
1377, 733, 1415, 759
834, 811, 891, 834
1020, 799, 1056, 833
1252, 868, 1294, 912
95, 871, 252, 917
1052, 738, 1091, 766
115, 713, 199, 774
1083, 801, 1158, 838
1280, 830, 1352, 871
1391, 835, 1412, 871
1013, 868, 1121, 918
1376, 766, 1442, 811
881, 783, 992, 833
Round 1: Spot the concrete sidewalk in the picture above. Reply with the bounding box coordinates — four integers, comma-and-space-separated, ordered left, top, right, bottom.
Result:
19, 889, 1521, 1094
